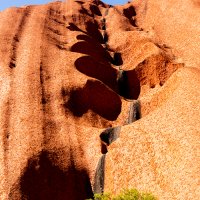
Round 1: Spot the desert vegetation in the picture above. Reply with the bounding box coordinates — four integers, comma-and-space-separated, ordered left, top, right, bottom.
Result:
87, 189, 157, 200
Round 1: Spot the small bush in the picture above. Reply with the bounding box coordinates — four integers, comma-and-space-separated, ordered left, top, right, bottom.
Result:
141, 192, 157, 200
86, 188, 157, 200
113, 189, 140, 200
87, 193, 111, 200
94, 193, 111, 200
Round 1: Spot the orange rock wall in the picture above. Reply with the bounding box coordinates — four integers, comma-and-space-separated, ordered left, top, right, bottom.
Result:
0, 0, 199, 200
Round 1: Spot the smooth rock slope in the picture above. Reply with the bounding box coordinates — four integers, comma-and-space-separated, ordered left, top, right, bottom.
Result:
0, 0, 199, 199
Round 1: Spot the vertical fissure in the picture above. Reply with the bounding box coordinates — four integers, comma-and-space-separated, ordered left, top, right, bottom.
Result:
94, 126, 121, 194
101, 7, 109, 50
117, 69, 126, 96
100, 6, 123, 69
93, 4, 141, 194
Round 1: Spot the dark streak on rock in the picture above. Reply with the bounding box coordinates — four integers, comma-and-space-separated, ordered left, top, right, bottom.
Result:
9, 7, 31, 69
127, 100, 141, 124
39, 63, 47, 107
50, 17, 66, 26
2, 100, 11, 185
47, 27, 62, 35
100, 126, 121, 146
93, 154, 106, 194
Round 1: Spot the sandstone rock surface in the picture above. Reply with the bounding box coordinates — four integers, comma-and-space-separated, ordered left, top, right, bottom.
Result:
0, 0, 199, 199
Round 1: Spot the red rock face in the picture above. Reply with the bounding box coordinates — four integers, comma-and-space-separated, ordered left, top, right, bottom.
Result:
0, 0, 199, 200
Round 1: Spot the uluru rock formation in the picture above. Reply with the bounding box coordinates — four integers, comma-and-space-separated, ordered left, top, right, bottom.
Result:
0, 0, 199, 199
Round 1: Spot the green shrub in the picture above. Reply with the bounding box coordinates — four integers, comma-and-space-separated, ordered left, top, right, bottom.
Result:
87, 192, 111, 200
86, 188, 157, 200
113, 189, 140, 200
141, 192, 157, 200
94, 193, 111, 200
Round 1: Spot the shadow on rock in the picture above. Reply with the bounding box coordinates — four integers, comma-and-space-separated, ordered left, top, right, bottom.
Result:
67, 20, 104, 43
71, 34, 112, 62
118, 70, 140, 99
75, 56, 118, 91
123, 5, 137, 26
10, 151, 93, 200
90, 4, 102, 16
64, 80, 122, 121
